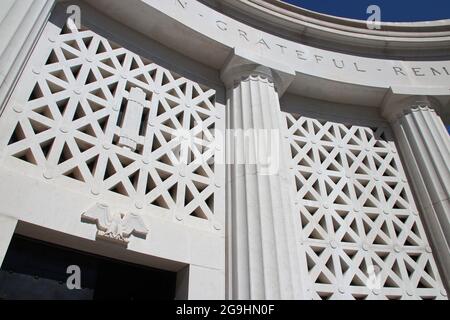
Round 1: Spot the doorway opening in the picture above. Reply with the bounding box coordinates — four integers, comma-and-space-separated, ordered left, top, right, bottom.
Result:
0, 235, 177, 300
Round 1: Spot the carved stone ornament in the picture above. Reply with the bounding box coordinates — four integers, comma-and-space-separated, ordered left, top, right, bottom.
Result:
82, 203, 148, 246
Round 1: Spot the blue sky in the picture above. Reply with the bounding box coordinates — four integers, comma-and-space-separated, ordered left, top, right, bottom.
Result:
283, 0, 450, 133
282, 0, 450, 22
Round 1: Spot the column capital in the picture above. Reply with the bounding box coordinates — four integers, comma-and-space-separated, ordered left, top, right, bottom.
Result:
220, 48, 295, 96
381, 87, 449, 122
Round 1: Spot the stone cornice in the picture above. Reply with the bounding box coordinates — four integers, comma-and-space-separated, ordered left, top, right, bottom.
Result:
202, 0, 450, 59
82, 0, 450, 108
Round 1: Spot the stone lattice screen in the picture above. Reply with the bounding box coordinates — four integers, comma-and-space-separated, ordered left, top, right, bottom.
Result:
284, 112, 447, 300
0, 21, 224, 229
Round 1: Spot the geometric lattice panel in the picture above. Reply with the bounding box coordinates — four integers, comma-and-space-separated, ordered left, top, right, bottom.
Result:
3, 21, 221, 223
285, 113, 447, 300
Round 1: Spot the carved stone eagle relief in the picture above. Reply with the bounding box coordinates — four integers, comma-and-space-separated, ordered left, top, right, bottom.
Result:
82, 203, 148, 246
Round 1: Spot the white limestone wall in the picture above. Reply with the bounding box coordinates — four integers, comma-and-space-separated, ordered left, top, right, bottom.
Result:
0, 2, 225, 299
0, 0, 449, 301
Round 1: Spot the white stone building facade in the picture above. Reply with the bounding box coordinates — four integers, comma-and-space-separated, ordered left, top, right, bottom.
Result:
0, 0, 449, 300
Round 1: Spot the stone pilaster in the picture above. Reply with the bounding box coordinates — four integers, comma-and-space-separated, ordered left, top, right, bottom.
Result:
0, 0, 55, 114
221, 54, 303, 299
382, 93, 450, 292
0, 215, 17, 267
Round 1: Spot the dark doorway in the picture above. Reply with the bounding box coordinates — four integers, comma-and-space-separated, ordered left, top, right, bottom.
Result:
0, 235, 176, 300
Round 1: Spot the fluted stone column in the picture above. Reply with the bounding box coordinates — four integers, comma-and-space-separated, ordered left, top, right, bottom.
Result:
221, 54, 303, 299
0, 0, 54, 266
382, 93, 450, 291
0, 0, 55, 113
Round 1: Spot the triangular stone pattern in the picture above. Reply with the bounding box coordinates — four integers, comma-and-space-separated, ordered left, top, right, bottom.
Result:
4, 23, 219, 223
285, 113, 446, 300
